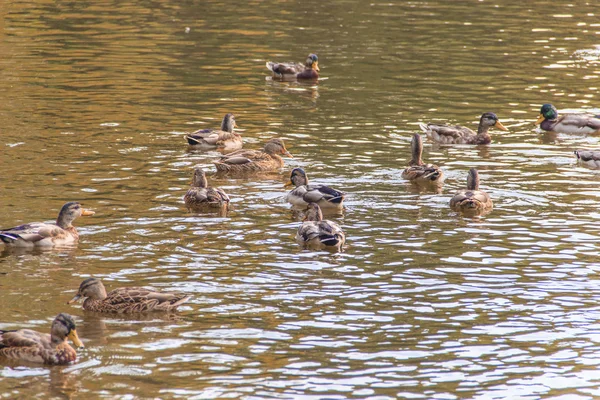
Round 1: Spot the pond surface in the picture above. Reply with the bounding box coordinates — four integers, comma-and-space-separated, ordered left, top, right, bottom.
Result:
2, 0, 600, 398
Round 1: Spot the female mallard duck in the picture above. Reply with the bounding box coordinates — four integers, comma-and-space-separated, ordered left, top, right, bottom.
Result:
186, 113, 242, 151
450, 168, 493, 215
401, 134, 444, 183
0, 202, 95, 248
296, 203, 345, 250
68, 278, 191, 313
536, 104, 600, 134
266, 54, 319, 80
574, 150, 600, 168
0, 313, 83, 365
184, 167, 230, 210
420, 112, 508, 145
285, 168, 345, 208
214, 138, 293, 173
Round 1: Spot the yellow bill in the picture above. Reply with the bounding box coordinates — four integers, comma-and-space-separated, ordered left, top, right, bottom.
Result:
494, 120, 509, 131
67, 329, 84, 348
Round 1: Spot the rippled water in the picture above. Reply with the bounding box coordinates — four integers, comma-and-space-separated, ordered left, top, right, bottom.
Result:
2, 0, 600, 398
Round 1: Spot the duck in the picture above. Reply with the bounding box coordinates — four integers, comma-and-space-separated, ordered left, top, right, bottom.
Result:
449, 168, 493, 215
574, 150, 600, 168
67, 278, 191, 314
214, 138, 293, 174
420, 112, 508, 145
401, 133, 444, 183
0, 313, 83, 365
184, 167, 230, 210
0, 202, 95, 248
296, 203, 345, 250
536, 104, 600, 134
186, 113, 242, 151
285, 168, 345, 208
266, 54, 319, 80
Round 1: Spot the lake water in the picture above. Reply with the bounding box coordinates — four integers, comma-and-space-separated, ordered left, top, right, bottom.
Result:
2, 0, 600, 398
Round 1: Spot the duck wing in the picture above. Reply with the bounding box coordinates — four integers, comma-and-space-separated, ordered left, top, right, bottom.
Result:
266, 61, 304, 75
0, 222, 62, 244
303, 184, 345, 204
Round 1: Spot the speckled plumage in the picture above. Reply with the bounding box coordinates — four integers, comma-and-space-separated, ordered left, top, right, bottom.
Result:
449, 168, 493, 215
184, 167, 230, 210
286, 168, 345, 208
266, 54, 319, 80
420, 112, 508, 145
296, 203, 345, 250
0, 313, 83, 365
68, 278, 191, 314
401, 134, 444, 183
0, 202, 95, 248
213, 138, 292, 174
186, 113, 242, 151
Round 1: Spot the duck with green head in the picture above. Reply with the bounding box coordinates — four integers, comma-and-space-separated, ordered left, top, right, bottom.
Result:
536, 104, 600, 134
266, 54, 319, 80
420, 112, 508, 145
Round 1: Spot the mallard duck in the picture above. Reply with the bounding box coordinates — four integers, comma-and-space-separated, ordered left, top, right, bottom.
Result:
0, 202, 95, 248
214, 138, 293, 173
185, 113, 242, 151
449, 168, 493, 215
68, 278, 191, 313
574, 150, 600, 168
420, 112, 508, 145
401, 133, 444, 183
296, 203, 345, 250
0, 313, 83, 365
536, 104, 600, 134
184, 167, 230, 210
266, 54, 319, 80
285, 168, 345, 208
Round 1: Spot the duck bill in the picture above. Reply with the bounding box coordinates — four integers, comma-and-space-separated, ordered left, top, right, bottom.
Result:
68, 329, 84, 348
535, 114, 545, 125
81, 209, 95, 216
284, 180, 294, 188
313, 61, 320, 72
67, 294, 81, 304
494, 120, 509, 131
283, 151, 293, 158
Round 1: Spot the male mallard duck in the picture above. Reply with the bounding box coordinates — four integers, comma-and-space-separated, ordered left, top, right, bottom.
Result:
184, 167, 230, 210
449, 168, 493, 215
401, 134, 444, 183
68, 278, 191, 313
186, 113, 242, 151
285, 168, 345, 209
296, 203, 345, 250
0, 202, 95, 248
0, 313, 83, 365
420, 112, 508, 145
536, 104, 600, 134
574, 150, 600, 168
266, 54, 319, 80
214, 138, 293, 173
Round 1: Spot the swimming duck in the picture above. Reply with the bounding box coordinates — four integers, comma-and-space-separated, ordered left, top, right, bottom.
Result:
184, 167, 230, 210
420, 112, 508, 145
186, 113, 242, 151
536, 104, 600, 134
574, 150, 600, 168
266, 54, 319, 80
0, 313, 83, 365
285, 168, 345, 208
296, 203, 345, 250
449, 168, 493, 215
0, 202, 95, 248
68, 278, 191, 314
214, 138, 293, 173
401, 133, 444, 183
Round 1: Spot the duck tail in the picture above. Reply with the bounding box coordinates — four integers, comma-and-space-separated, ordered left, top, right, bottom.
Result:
319, 234, 342, 247
0, 233, 19, 244
265, 61, 276, 72
574, 150, 581, 160
186, 135, 201, 145
418, 123, 429, 133
329, 193, 345, 204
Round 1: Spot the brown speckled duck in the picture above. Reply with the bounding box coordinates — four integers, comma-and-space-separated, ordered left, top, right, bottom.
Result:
401, 134, 444, 183
296, 203, 345, 251
0, 202, 95, 248
213, 138, 292, 173
186, 113, 242, 151
266, 54, 319, 80
450, 168, 493, 215
420, 112, 508, 145
536, 104, 600, 134
184, 167, 230, 210
0, 313, 83, 365
68, 278, 191, 314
